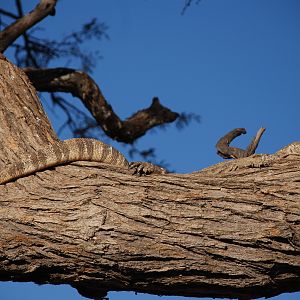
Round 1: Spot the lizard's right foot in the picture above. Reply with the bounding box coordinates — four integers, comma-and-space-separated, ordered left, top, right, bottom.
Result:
129, 162, 167, 176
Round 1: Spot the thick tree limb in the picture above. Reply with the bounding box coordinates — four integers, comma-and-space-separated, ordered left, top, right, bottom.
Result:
0, 0, 57, 53
0, 151, 299, 299
216, 127, 266, 159
24, 67, 179, 143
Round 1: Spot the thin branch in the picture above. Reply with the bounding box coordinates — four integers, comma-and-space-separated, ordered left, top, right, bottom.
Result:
245, 127, 266, 155
15, 0, 24, 17
24, 67, 179, 143
49, 93, 97, 137
0, 9, 19, 19
0, 0, 57, 53
216, 127, 266, 159
14, 0, 39, 67
181, 0, 202, 15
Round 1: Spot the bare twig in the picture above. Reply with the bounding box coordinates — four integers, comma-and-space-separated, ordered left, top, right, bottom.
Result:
181, 0, 202, 14
216, 127, 266, 159
0, 9, 19, 19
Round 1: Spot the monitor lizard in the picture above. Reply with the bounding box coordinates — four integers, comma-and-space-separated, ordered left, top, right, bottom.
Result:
0, 138, 166, 184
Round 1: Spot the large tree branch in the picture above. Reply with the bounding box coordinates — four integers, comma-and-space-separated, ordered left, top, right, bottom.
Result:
0, 0, 57, 53
24, 67, 179, 143
0, 151, 299, 299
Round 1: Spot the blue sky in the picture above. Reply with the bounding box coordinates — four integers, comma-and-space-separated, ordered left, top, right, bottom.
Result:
1, 0, 300, 299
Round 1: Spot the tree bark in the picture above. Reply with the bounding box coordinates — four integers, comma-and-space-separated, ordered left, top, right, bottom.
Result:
0, 54, 58, 170
0, 54, 299, 299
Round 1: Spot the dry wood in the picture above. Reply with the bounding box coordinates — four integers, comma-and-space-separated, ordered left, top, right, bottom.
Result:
0, 53, 299, 299
216, 128, 266, 159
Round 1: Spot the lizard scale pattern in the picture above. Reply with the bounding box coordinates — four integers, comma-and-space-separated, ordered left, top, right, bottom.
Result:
1, 138, 129, 184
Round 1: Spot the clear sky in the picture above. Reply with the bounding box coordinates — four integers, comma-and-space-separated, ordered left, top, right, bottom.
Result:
1, 0, 300, 299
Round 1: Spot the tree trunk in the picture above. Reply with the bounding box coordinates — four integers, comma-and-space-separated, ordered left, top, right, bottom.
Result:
0, 54, 299, 299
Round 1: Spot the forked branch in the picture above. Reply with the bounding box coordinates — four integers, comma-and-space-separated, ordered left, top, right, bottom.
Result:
216, 127, 266, 159
24, 67, 179, 143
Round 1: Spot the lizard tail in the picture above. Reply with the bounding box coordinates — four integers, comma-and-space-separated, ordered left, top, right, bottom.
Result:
0, 138, 129, 184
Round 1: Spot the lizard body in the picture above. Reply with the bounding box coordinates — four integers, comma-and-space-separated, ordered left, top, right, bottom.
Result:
1, 138, 167, 184
1, 138, 129, 184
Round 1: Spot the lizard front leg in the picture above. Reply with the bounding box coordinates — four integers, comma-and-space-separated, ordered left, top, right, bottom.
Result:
129, 162, 167, 176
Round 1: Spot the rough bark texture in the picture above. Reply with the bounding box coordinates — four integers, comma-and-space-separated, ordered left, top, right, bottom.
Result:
0, 54, 58, 170
0, 154, 299, 299
0, 54, 299, 299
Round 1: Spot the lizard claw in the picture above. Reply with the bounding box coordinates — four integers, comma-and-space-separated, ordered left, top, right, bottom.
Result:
129, 162, 167, 176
